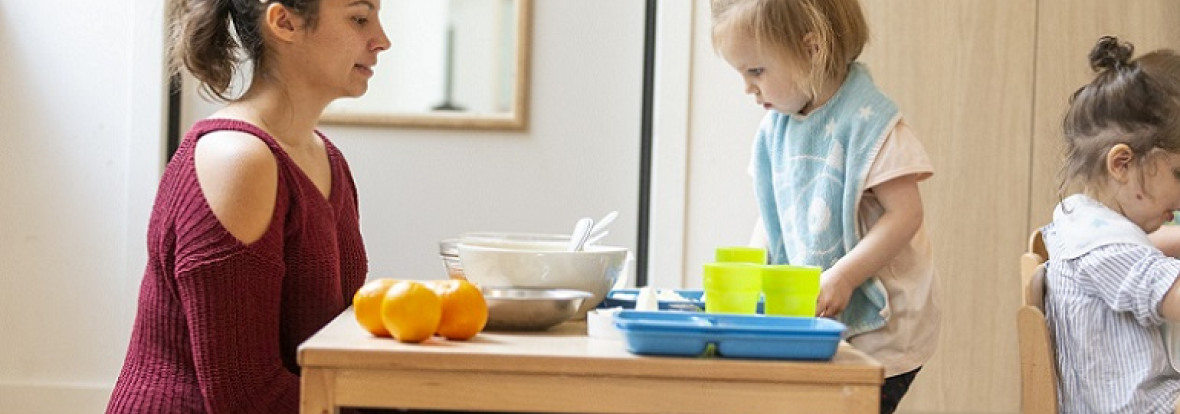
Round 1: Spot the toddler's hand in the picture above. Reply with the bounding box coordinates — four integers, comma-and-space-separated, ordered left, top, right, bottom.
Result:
816, 271, 853, 318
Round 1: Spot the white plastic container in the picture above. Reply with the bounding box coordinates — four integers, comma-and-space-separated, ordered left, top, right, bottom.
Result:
586, 308, 623, 340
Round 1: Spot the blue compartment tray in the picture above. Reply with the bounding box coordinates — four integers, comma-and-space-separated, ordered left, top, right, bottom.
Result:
613, 310, 846, 361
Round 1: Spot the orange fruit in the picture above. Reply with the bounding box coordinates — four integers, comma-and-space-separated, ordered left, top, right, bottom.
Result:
353, 278, 397, 337
428, 279, 488, 340
381, 281, 442, 343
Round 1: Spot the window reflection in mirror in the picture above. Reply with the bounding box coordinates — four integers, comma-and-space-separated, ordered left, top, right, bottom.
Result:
322, 0, 531, 130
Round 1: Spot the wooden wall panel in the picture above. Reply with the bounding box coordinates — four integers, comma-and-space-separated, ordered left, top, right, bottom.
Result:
859, 1, 1036, 412
1030, 2, 1180, 231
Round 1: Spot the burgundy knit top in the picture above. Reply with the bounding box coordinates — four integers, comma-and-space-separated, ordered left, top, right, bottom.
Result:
106, 119, 368, 413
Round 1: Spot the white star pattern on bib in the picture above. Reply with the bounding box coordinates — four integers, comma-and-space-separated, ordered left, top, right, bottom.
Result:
827, 140, 845, 171
859, 105, 875, 120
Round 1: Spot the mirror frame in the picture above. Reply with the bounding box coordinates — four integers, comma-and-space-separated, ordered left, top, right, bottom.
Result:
320, 0, 532, 131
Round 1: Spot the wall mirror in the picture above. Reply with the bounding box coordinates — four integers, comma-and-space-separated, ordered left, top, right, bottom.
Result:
321, 0, 531, 130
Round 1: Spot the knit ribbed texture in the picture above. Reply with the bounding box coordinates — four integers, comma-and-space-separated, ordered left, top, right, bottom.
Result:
107, 119, 368, 413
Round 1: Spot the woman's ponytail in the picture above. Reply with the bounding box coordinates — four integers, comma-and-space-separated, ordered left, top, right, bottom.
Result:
169, 0, 242, 101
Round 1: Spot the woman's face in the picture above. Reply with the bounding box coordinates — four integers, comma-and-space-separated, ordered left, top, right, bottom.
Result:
293, 0, 391, 99
717, 29, 811, 115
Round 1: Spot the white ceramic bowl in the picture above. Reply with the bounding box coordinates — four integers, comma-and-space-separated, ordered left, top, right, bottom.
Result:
457, 241, 629, 318
459, 232, 572, 250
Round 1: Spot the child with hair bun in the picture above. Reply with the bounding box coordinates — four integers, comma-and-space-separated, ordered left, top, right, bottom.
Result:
1043, 36, 1180, 412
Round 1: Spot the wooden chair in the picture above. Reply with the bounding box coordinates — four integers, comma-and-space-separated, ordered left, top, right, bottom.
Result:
1021, 229, 1180, 412
1018, 229, 1057, 414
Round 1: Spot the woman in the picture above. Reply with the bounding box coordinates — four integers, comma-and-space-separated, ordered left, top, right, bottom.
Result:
107, 0, 389, 412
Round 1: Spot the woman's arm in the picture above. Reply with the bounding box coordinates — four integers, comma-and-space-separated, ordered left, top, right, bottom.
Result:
816, 174, 924, 317
179, 131, 299, 412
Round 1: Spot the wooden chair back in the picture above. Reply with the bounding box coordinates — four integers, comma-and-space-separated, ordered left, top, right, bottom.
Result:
1018, 229, 1058, 414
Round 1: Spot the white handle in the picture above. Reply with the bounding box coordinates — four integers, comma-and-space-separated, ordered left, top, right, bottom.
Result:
568, 217, 594, 252
584, 230, 609, 246
588, 211, 618, 236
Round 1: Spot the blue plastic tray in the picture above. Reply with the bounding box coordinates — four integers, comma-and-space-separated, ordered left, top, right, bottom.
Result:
601, 289, 766, 313
613, 310, 845, 360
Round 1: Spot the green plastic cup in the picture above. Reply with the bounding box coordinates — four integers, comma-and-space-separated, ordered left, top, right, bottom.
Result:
761, 265, 821, 317
702, 262, 762, 314
714, 246, 767, 264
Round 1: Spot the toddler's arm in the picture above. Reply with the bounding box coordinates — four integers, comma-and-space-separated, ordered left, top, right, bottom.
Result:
1150, 225, 1180, 258
1146, 226, 1180, 321
816, 174, 924, 317
1159, 273, 1180, 321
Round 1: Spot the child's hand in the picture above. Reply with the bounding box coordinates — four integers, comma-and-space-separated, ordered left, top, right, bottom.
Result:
816, 271, 854, 318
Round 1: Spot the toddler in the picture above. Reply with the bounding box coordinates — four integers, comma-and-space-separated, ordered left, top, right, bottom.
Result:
710, 1, 939, 412
1043, 36, 1180, 413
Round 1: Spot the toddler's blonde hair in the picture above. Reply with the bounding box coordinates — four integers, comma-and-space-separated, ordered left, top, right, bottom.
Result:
710, 0, 869, 97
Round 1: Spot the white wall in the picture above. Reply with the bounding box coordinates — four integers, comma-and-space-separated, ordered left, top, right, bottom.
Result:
329, 0, 447, 113
184, 1, 645, 286
1, 1, 644, 413
0, 0, 166, 412
649, 1, 764, 290
330, 0, 644, 285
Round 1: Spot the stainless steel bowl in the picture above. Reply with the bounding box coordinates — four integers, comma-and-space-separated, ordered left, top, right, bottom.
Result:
483, 287, 593, 331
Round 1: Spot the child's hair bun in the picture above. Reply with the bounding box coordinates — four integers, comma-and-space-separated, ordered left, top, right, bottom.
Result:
1088, 36, 1134, 72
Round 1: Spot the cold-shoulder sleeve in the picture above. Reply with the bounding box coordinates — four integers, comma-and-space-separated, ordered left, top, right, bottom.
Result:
170, 178, 298, 413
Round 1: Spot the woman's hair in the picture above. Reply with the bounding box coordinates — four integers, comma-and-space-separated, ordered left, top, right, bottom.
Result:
710, 0, 869, 96
168, 0, 322, 101
1060, 36, 1180, 196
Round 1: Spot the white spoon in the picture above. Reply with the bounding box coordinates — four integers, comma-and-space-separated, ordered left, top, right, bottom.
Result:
584, 230, 609, 246
588, 211, 618, 240
568, 217, 594, 252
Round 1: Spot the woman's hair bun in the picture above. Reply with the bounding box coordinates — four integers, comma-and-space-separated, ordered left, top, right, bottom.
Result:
1089, 36, 1134, 72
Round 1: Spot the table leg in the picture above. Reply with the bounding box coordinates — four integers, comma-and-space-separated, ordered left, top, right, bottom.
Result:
301, 367, 339, 414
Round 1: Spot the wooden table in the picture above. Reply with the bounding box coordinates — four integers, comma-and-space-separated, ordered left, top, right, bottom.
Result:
299, 308, 883, 414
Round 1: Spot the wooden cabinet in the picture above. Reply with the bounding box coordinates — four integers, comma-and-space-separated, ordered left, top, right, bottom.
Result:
859, 1, 1036, 411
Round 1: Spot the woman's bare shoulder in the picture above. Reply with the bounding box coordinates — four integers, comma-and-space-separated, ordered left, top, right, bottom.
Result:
193, 130, 278, 244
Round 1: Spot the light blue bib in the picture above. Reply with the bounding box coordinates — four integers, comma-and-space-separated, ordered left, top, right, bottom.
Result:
750, 63, 899, 336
